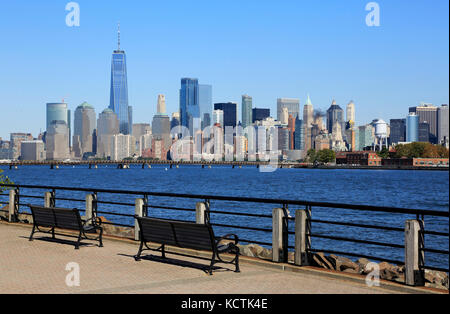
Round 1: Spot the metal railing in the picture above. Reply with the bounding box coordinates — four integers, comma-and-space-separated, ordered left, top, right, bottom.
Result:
1, 183, 448, 276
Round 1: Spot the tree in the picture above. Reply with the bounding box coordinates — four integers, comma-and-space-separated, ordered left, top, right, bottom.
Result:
377, 147, 390, 159
306, 149, 317, 163
394, 142, 449, 158
317, 149, 336, 164
0, 169, 13, 192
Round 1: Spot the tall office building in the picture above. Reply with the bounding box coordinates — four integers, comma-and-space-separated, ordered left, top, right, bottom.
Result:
157, 95, 166, 115
346, 101, 355, 123
109, 24, 130, 135
389, 119, 406, 145
171, 112, 181, 132
73, 102, 96, 158
326, 100, 345, 137
46, 121, 70, 160
409, 104, 438, 143
111, 134, 135, 161
418, 123, 430, 143
241, 95, 253, 129
303, 95, 314, 151
280, 107, 289, 125
180, 78, 200, 134
406, 113, 419, 143
354, 124, 374, 151
214, 103, 237, 129
252, 108, 270, 123
10, 133, 33, 160
277, 98, 300, 121
212, 110, 224, 127
294, 117, 305, 150
152, 95, 171, 151
199, 84, 212, 130
97, 109, 119, 158
21, 140, 45, 161
438, 104, 449, 147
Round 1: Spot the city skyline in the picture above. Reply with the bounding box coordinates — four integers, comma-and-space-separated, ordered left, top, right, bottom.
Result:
0, 0, 449, 139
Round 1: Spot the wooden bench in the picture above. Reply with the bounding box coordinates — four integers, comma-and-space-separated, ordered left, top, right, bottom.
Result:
29, 205, 103, 250
134, 216, 240, 275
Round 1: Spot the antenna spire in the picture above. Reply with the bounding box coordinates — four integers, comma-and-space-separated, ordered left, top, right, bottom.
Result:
118, 22, 121, 50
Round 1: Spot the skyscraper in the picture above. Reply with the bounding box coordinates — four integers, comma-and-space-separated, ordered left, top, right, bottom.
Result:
303, 95, 314, 151
46, 103, 71, 146
199, 84, 212, 130
409, 104, 438, 144
73, 102, 96, 158
241, 95, 253, 129
438, 104, 449, 147
294, 117, 305, 150
180, 78, 200, 134
46, 121, 70, 160
406, 113, 419, 143
277, 98, 300, 121
152, 95, 171, 151
157, 95, 166, 115
389, 119, 406, 145
326, 100, 345, 136
214, 103, 237, 129
252, 108, 270, 123
109, 24, 130, 135
97, 108, 119, 158
346, 101, 355, 123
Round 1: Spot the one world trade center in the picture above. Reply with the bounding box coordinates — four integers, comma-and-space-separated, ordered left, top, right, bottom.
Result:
109, 24, 131, 135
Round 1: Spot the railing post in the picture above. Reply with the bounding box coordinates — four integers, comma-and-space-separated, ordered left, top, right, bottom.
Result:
272, 208, 287, 263
44, 191, 55, 208
295, 208, 311, 266
8, 189, 17, 222
196, 202, 207, 224
405, 219, 425, 286
135, 198, 144, 241
85, 194, 95, 225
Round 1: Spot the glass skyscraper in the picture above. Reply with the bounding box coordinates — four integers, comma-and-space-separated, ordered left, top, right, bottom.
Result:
241, 95, 253, 129
199, 84, 212, 130
180, 78, 200, 134
406, 113, 419, 143
109, 26, 130, 135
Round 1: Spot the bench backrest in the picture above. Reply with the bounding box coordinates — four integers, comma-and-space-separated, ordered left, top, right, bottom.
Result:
30, 206, 82, 231
137, 217, 215, 252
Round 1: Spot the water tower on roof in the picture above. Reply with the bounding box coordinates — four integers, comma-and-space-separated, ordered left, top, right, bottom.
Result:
374, 119, 388, 151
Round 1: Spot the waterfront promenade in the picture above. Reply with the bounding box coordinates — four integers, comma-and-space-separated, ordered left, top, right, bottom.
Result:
0, 222, 444, 294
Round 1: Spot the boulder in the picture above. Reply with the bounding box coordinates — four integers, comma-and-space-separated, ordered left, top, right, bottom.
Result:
312, 252, 334, 270
357, 258, 371, 274
378, 262, 401, 281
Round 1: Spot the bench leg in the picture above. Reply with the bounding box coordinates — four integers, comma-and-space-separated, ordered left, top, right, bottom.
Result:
135, 240, 144, 261
51, 227, 55, 239
208, 253, 216, 275
161, 244, 166, 259
29, 225, 36, 241
98, 228, 103, 247
235, 252, 240, 273
75, 231, 82, 250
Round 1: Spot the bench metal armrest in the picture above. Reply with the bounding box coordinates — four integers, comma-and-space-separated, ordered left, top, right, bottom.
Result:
216, 234, 239, 246
83, 216, 102, 228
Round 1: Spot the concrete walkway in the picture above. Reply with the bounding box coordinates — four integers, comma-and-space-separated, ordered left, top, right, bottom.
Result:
0, 222, 441, 294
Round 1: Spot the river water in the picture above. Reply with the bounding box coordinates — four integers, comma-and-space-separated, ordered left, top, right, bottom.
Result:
1, 165, 448, 269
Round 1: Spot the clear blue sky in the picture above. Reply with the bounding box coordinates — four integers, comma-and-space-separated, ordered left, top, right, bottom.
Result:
0, 0, 448, 139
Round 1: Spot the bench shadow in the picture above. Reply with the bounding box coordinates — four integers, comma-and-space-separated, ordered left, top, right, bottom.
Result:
19, 235, 93, 248
118, 252, 231, 275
